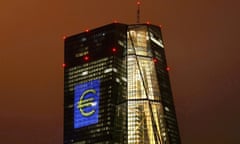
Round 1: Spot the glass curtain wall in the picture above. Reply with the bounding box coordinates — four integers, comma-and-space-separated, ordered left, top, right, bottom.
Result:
127, 25, 165, 144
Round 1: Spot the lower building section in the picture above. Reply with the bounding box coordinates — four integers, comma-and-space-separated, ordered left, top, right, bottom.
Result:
128, 100, 164, 143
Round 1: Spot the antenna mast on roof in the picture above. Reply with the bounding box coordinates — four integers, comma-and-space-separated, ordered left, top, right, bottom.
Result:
137, 0, 141, 23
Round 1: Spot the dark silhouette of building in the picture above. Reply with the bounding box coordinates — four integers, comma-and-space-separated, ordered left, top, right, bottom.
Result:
64, 23, 181, 144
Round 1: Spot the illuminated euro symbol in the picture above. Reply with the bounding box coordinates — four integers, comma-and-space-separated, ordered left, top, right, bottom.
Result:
77, 89, 97, 117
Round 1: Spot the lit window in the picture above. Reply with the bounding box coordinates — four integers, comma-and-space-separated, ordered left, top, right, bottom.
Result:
116, 78, 120, 83
81, 71, 88, 76
104, 68, 112, 73
164, 106, 170, 112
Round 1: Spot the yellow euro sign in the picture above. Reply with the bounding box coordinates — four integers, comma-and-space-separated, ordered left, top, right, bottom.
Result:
77, 89, 97, 117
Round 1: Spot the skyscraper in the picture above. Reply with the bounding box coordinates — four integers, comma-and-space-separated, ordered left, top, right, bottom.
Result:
64, 23, 181, 144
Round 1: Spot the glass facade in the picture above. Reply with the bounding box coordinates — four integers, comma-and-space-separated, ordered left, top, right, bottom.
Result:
64, 23, 181, 144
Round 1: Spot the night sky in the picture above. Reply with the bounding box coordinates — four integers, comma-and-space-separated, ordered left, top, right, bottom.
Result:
1, 0, 240, 143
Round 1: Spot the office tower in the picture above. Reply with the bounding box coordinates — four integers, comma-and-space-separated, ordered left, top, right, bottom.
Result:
64, 23, 181, 144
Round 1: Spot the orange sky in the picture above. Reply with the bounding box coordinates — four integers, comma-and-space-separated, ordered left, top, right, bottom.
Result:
1, 0, 240, 143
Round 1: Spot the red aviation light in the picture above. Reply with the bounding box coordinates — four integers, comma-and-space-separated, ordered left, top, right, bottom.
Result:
83, 55, 89, 61
85, 29, 89, 32
137, 1, 141, 5
112, 47, 117, 53
166, 66, 171, 71
153, 58, 158, 63
113, 20, 118, 23
62, 35, 67, 40
146, 21, 150, 25
62, 63, 66, 68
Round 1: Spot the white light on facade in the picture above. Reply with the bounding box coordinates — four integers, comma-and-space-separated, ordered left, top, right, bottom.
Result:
81, 71, 88, 76
150, 36, 164, 48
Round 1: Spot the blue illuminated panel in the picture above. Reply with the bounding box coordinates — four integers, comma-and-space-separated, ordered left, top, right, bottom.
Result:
74, 79, 100, 129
